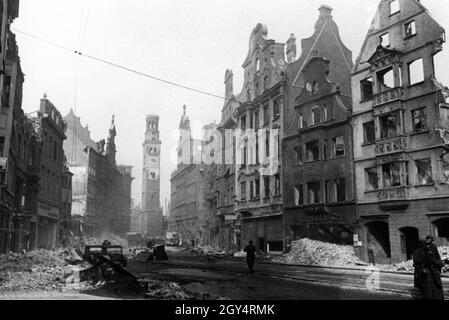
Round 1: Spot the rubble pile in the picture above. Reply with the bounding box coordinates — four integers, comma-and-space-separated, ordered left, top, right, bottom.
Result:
186, 245, 228, 256
0, 248, 86, 292
142, 280, 229, 300
379, 260, 415, 273
144, 280, 194, 300
272, 239, 365, 267
233, 251, 246, 258
69, 235, 100, 249
379, 246, 449, 274
0, 250, 65, 273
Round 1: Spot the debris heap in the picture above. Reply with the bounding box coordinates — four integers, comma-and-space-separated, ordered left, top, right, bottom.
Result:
272, 238, 366, 267
144, 280, 194, 300
379, 246, 449, 274
0, 248, 90, 292
141, 279, 229, 300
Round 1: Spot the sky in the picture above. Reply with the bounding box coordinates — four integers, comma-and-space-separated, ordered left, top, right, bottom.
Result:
12, 0, 449, 209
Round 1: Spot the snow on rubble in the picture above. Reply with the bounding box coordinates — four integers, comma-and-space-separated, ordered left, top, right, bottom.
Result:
272, 239, 366, 267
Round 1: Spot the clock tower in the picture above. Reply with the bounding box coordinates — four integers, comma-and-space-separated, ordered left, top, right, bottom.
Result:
142, 115, 163, 236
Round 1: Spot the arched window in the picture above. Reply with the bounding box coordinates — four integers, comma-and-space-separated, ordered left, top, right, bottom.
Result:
313, 82, 319, 95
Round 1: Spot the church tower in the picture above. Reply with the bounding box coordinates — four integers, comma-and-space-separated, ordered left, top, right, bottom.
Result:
142, 115, 163, 236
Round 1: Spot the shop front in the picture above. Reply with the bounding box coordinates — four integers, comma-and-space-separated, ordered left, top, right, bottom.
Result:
241, 213, 283, 254
37, 202, 60, 249
285, 204, 356, 246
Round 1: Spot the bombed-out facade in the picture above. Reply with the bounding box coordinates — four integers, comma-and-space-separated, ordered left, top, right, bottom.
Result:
351, 0, 449, 264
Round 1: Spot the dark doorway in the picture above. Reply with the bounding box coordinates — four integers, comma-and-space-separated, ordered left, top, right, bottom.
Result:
366, 221, 391, 263
399, 227, 419, 260
258, 238, 265, 253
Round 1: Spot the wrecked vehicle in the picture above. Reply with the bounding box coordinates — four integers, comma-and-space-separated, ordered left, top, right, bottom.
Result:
82, 245, 127, 268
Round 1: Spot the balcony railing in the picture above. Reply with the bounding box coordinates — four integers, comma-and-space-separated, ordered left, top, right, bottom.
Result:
375, 136, 407, 156
378, 186, 409, 202
373, 87, 403, 107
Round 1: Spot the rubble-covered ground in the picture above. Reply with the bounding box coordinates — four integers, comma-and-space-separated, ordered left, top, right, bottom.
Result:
0, 248, 87, 292
0, 232, 129, 294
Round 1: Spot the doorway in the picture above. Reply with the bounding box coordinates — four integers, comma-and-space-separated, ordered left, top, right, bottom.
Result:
258, 238, 265, 254
399, 227, 419, 260
366, 221, 391, 263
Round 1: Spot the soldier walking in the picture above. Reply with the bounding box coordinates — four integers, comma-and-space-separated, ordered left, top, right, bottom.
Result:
244, 240, 256, 274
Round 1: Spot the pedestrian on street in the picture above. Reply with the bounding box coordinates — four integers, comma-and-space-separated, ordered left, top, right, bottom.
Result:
413, 235, 445, 300
244, 240, 256, 274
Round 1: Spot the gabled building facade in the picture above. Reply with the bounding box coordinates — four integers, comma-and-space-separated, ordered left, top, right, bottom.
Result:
233, 23, 286, 254
351, 0, 448, 263
283, 6, 355, 249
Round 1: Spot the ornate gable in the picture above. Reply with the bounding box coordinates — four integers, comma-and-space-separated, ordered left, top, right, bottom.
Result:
367, 45, 402, 69
294, 57, 338, 106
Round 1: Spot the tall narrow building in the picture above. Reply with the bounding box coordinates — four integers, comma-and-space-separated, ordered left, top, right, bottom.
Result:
351, 0, 448, 264
142, 115, 163, 237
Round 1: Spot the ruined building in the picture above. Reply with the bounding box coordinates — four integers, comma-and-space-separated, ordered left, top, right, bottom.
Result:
0, 1, 42, 253
63, 109, 97, 234
283, 6, 355, 248
35, 96, 68, 249
141, 115, 163, 237
63, 113, 133, 237
351, 0, 449, 263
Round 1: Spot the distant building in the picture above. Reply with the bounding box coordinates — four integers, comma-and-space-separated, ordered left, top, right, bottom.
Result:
63, 112, 133, 237
215, 70, 239, 251
63, 109, 97, 234
141, 115, 163, 237
117, 165, 133, 236
169, 106, 217, 244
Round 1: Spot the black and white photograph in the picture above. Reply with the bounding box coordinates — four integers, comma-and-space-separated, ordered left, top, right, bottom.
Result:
0, 0, 449, 309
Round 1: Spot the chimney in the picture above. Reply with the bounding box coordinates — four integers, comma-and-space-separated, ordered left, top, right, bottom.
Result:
286, 33, 297, 63
319, 5, 333, 19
